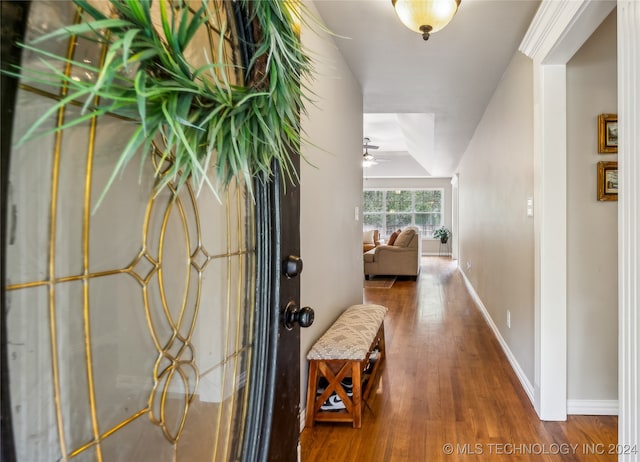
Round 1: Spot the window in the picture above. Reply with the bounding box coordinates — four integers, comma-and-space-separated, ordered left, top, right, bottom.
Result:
363, 189, 443, 238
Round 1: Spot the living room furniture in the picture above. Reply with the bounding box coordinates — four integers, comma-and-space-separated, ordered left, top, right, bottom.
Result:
305, 304, 387, 429
363, 226, 421, 279
363, 229, 380, 253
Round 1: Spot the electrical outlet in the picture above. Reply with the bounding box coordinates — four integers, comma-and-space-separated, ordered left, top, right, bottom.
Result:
466, 261, 472, 270
507, 310, 511, 328
355, 206, 359, 221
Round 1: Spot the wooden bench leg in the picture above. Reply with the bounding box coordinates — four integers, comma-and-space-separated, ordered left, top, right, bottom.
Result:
351, 361, 362, 428
363, 323, 386, 401
305, 361, 319, 428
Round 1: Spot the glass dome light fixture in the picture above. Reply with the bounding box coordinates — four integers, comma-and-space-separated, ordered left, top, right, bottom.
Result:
391, 0, 461, 40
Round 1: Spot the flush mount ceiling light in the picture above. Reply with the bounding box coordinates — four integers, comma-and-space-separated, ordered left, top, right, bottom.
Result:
391, 0, 461, 40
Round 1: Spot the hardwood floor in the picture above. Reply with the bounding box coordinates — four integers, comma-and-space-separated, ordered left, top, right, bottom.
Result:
300, 257, 618, 462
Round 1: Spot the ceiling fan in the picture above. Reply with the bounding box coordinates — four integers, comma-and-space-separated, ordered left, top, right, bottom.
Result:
363, 137, 387, 167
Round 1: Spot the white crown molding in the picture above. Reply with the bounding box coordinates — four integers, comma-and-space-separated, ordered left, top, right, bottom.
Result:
520, 0, 584, 60
520, 0, 616, 63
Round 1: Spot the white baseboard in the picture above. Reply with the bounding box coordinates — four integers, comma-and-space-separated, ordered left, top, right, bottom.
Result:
299, 408, 306, 433
567, 399, 618, 416
459, 269, 620, 418
458, 269, 536, 407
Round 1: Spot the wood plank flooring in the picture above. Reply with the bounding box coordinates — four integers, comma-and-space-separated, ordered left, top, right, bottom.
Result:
300, 257, 618, 462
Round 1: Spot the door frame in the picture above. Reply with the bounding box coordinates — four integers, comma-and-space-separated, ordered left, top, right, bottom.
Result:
521, 2, 640, 452
520, 0, 616, 421
1, 3, 31, 461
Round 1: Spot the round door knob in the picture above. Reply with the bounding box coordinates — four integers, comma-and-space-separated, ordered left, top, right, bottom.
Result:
283, 255, 303, 278
297, 306, 315, 328
282, 301, 314, 330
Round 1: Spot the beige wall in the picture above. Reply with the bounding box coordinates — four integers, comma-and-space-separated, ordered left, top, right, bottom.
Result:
363, 177, 453, 255
566, 11, 617, 401
457, 51, 535, 383
299, 2, 364, 411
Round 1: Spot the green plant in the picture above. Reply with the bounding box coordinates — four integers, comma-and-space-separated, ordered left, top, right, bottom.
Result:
7, 0, 312, 206
433, 226, 451, 241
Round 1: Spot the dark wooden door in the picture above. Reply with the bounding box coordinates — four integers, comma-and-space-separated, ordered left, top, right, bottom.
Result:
268, 154, 307, 461
244, 153, 308, 462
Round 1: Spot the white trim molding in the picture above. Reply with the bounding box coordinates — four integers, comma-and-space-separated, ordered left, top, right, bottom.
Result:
519, 0, 617, 422
534, 63, 569, 421
459, 269, 536, 405
299, 408, 306, 433
617, 1, 640, 458
520, 0, 638, 451
520, 1, 588, 61
520, 0, 616, 64
567, 400, 619, 416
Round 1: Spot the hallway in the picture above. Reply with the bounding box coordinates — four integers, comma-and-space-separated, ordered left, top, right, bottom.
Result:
300, 257, 617, 461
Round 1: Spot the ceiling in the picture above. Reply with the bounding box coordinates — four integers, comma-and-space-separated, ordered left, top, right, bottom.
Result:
313, 0, 541, 177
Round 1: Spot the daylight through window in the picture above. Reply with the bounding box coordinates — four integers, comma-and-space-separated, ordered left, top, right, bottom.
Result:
363, 189, 443, 238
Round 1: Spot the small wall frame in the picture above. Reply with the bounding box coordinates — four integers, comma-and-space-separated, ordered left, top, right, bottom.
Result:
598, 113, 618, 153
597, 161, 618, 201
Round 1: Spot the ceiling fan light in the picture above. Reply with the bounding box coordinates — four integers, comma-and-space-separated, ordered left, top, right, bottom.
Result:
391, 0, 461, 40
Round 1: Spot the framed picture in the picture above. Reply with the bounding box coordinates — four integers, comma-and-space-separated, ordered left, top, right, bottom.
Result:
597, 161, 618, 201
598, 113, 618, 153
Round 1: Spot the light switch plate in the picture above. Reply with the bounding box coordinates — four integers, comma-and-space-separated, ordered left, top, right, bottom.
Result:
526, 197, 534, 217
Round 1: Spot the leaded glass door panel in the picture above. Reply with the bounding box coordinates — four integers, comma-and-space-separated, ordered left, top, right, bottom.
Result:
0, 1, 293, 461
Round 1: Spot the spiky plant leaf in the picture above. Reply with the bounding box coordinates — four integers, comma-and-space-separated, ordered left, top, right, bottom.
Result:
7, 0, 314, 208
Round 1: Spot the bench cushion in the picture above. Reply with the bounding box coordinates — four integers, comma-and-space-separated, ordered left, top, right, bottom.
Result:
307, 304, 387, 360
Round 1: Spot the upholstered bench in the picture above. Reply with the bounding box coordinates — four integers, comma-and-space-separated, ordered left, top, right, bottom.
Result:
305, 304, 387, 428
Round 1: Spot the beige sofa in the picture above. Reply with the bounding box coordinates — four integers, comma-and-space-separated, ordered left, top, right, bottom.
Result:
363, 227, 421, 279
363, 229, 380, 253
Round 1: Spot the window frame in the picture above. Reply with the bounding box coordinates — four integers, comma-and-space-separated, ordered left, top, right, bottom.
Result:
363, 188, 445, 239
